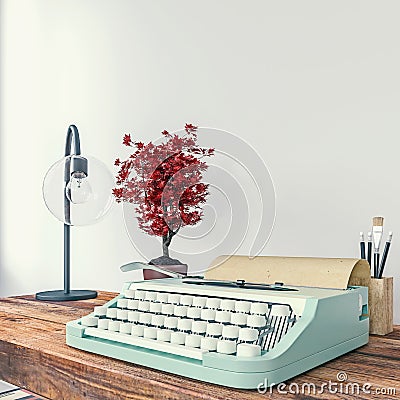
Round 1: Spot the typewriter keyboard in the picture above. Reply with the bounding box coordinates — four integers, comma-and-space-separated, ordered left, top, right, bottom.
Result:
81, 285, 297, 360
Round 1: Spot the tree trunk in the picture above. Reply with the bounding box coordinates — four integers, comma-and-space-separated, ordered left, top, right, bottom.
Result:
161, 225, 181, 259
162, 234, 170, 258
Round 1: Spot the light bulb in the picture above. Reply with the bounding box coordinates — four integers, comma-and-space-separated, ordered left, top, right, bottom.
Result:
43, 155, 114, 225
65, 172, 93, 204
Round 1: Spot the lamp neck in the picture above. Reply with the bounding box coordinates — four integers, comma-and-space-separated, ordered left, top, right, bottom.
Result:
65, 124, 81, 156
63, 124, 82, 294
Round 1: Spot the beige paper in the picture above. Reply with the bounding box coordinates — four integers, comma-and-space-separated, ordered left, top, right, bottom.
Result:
205, 255, 371, 289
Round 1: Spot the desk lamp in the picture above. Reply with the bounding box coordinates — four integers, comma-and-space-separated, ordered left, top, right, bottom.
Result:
37, 124, 114, 301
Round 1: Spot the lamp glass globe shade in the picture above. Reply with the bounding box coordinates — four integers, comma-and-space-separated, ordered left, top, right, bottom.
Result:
43, 155, 114, 226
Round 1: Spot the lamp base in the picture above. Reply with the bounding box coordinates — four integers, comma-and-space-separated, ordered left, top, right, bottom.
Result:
35, 289, 97, 301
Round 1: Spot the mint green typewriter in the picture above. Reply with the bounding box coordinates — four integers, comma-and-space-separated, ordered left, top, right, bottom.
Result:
66, 256, 370, 389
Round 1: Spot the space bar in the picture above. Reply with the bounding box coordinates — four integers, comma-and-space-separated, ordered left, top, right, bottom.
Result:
84, 328, 207, 360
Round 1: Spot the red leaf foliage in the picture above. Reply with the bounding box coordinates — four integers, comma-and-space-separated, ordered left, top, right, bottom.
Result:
113, 124, 214, 239
123, 134, 132, 147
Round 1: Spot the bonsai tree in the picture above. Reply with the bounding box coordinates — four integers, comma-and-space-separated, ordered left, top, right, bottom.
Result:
113, 124, 214, 265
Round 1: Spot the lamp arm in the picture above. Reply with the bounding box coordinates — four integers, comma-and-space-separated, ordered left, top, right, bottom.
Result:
65, 124, 81, 156
63, 124, 83, 294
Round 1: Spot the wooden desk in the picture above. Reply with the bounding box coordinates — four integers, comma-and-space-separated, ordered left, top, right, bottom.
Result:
0, 292, 399, 400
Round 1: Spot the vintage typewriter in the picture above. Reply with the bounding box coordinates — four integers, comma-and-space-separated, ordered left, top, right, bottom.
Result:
66, 256, 370, 389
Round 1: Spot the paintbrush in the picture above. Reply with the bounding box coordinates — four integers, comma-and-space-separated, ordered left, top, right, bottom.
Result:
378, 232, 393, 279
360, 232, 366, 259
372, 216, 384, 278
367, 232, 372, 267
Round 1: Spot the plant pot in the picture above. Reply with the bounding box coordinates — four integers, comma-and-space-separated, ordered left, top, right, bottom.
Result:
143, 264, 188, 280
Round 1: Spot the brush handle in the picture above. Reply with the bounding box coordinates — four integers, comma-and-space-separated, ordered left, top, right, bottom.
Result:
374, 253, 380, 278
360, 242, 366, 259
378, 242, 391, 279
367, 242, 372, 267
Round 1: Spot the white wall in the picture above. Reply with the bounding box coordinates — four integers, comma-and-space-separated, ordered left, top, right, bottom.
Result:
1, 0, 400, 323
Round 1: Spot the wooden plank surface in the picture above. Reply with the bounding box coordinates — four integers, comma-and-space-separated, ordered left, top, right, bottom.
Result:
0, 292, 399, 400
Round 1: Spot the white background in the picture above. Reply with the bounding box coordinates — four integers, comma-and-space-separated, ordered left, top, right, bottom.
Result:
1, 0, 399, 323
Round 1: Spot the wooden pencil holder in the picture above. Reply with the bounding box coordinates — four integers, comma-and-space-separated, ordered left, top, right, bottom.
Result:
368, 277, 393, 335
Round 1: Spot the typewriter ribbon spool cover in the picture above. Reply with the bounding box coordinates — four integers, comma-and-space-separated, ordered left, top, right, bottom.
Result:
205, 255, 371, 290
